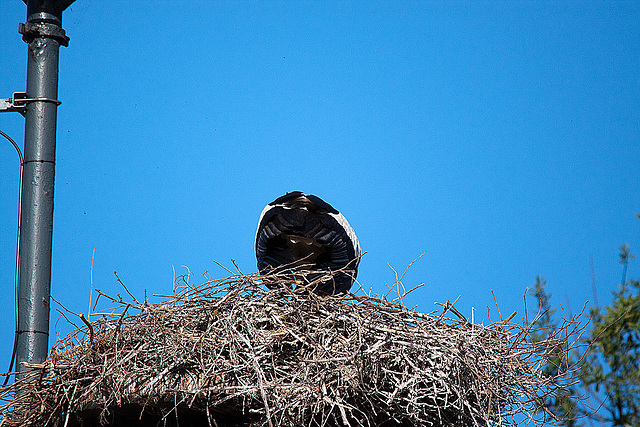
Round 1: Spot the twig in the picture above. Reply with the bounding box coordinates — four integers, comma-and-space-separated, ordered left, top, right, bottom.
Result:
89, 248, 95, 322
114, 271, 139, 304
78, 313, 94, 344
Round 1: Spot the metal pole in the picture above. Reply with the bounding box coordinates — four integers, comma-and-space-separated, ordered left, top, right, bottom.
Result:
16, 0, 73, 377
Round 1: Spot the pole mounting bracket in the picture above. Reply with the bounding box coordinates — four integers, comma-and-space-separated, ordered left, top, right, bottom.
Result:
0, 92, 62, 117
19, 21, 69, 47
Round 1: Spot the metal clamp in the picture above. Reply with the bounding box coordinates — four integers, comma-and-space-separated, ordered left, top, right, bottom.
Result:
0, 92, 62, 117
19, 21, 69, 47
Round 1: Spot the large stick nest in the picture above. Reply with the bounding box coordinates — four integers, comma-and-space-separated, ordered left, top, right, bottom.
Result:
0, 270, 574, 426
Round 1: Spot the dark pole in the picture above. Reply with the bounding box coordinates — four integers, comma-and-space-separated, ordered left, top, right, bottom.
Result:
15, 0, 74, 377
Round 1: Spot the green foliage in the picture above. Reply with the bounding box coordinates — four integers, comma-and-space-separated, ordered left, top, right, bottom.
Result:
580, 245, 640, 426
532, 243, 640, 426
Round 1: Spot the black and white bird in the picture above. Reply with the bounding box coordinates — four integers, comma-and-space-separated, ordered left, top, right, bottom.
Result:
255, 192, 361, 294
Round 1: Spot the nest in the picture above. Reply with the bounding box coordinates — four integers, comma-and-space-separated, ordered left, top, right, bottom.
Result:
0, 270, 574, 426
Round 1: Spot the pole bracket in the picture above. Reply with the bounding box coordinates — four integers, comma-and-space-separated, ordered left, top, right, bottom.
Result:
19, 21, 69, 47
0, 92, 62, 117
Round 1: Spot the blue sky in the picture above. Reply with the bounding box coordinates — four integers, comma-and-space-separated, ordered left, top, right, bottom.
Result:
1, 1, 639, 373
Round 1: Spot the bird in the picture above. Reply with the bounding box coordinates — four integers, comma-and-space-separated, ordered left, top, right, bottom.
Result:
255, 192, 361, 294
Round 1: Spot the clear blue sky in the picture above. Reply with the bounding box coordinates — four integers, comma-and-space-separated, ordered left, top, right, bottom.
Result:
1, 1, 638, 373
